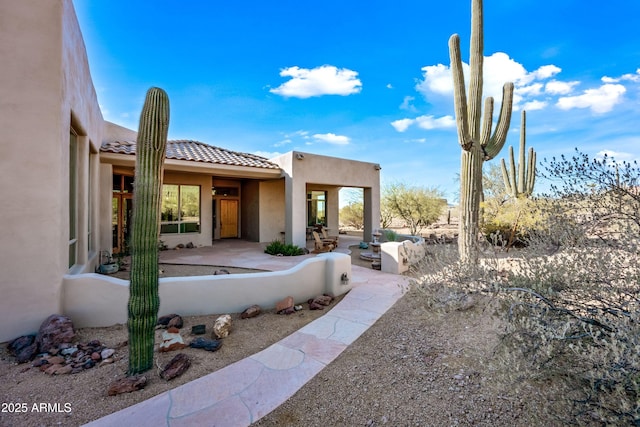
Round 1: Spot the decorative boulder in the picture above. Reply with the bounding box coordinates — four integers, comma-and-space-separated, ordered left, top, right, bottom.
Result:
191, 324, 206, 335
160, 353, 191, 380
275, 296, 294, 314
107, 375, 147, 396
212, 315, 232, 339
36, 314, 76, 354
241, 305, 261, 319
7, 335, 38, 363
157, 314, 182, 328
159, 327, 187, 352
312, 295, 334, 306
189, 337, 223, 352
308, 301, 324, 310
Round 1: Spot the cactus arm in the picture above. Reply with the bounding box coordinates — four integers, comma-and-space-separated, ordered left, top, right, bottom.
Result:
501, 158, 513, 195
449, 34, 472, 150
469, 0, 484, 140
517, 111, 527, 194
508, 145, 518, 196
480, 96, 493, 151
527, 149, 536, 196
484, 82, 514, 159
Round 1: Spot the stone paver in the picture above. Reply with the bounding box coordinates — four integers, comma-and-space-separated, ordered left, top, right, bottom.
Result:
84, 236, 409, 427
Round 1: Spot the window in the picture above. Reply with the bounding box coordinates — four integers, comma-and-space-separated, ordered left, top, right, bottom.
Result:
307, 190, 326, 226
69, 130, 78, 268
161, 185, 201, 233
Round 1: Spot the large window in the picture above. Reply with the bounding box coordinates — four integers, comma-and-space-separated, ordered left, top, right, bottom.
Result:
307, 190, 327, 226
161, 185, 201, 234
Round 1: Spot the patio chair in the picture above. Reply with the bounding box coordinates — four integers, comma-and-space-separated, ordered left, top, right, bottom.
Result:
321, 228, 339, 246
312, 231, 334, 252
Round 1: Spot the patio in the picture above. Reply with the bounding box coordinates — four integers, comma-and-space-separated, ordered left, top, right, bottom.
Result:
157, 233, 367, 272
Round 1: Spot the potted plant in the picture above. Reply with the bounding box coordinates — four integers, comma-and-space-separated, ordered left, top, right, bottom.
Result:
97, 251, 119, 274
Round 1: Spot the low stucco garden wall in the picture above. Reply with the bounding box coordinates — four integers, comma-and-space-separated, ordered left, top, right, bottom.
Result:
380, 235, 426, 275
62, 252, 352, 329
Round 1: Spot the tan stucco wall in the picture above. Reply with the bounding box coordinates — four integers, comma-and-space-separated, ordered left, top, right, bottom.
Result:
0, 0, 103, 342
259, 179, 286, 243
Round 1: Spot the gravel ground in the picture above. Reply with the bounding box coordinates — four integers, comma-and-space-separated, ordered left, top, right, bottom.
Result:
255, 288, 560, 427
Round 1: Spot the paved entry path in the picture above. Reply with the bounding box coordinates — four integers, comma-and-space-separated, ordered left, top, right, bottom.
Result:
85, 237, 410, 427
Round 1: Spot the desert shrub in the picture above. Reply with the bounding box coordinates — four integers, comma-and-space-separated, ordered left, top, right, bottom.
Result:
410, 150, 640, 424
381, 229, 398, 242
493, 151, 640, 424
264, 241, 304, 256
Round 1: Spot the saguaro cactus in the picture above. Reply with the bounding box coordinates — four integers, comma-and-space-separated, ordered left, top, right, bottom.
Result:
501, 110, 536, 198
449, 0, 514, 264
128, 87, 169, 375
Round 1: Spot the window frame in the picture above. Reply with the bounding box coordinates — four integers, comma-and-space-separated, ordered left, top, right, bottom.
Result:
161, 184, 201, 234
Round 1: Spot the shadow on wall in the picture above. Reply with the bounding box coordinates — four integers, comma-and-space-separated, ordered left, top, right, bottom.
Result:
62, 253, 352, 329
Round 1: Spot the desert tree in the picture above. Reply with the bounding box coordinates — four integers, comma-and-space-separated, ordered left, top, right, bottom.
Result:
382, 182, 447, 236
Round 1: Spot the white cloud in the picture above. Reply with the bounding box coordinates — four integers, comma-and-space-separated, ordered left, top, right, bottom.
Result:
274, 138, 292, 147
602, 69, 640, 83
595, 149, 635, 161
400, 96, 416, 112
531, 64, 561, 80
415, 115, 456, 130
416, 53, 559, 107
416, 55, 638, 115
254, 150, 283, 160
556, 83, 626, 114
313, 133, 350, 145
391, 118, 414, 132
386, 83, 394, 89
270, 65, 362, 98
517, 83, 544, 97
391, 115, 455, 132
545, 80, 579, 95
522, 100, 547, 111
415, 64, 452, 95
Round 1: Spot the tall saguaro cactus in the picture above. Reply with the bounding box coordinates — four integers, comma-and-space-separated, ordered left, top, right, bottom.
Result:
449, 0, 514, 264
501, 110, 536, 198
127, 87, 169, 375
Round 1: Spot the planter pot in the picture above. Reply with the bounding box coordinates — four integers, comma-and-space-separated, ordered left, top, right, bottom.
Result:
98, 263, 119, 274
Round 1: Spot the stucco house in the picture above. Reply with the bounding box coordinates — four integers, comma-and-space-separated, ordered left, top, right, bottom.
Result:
0, 0, 380, 342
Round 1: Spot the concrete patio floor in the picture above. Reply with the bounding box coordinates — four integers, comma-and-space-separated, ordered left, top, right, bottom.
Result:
85, 235, 410, 427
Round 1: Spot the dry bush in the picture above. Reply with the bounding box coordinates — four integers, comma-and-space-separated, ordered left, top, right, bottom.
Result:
411, 151, 640, 424
494, 151, 640, 425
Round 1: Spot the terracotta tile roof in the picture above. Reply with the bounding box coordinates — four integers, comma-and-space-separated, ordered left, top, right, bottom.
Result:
100, 139, 280, 170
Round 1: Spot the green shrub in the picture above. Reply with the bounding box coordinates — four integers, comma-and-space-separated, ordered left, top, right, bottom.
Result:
381, 229, 398, 242
264, 241, 304, 256
482, 221, 530, 247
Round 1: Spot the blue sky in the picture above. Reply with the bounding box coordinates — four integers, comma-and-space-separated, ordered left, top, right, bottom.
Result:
74, 0, 640, 202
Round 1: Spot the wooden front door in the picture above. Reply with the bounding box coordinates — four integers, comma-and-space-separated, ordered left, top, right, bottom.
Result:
220, 199, 238, 238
